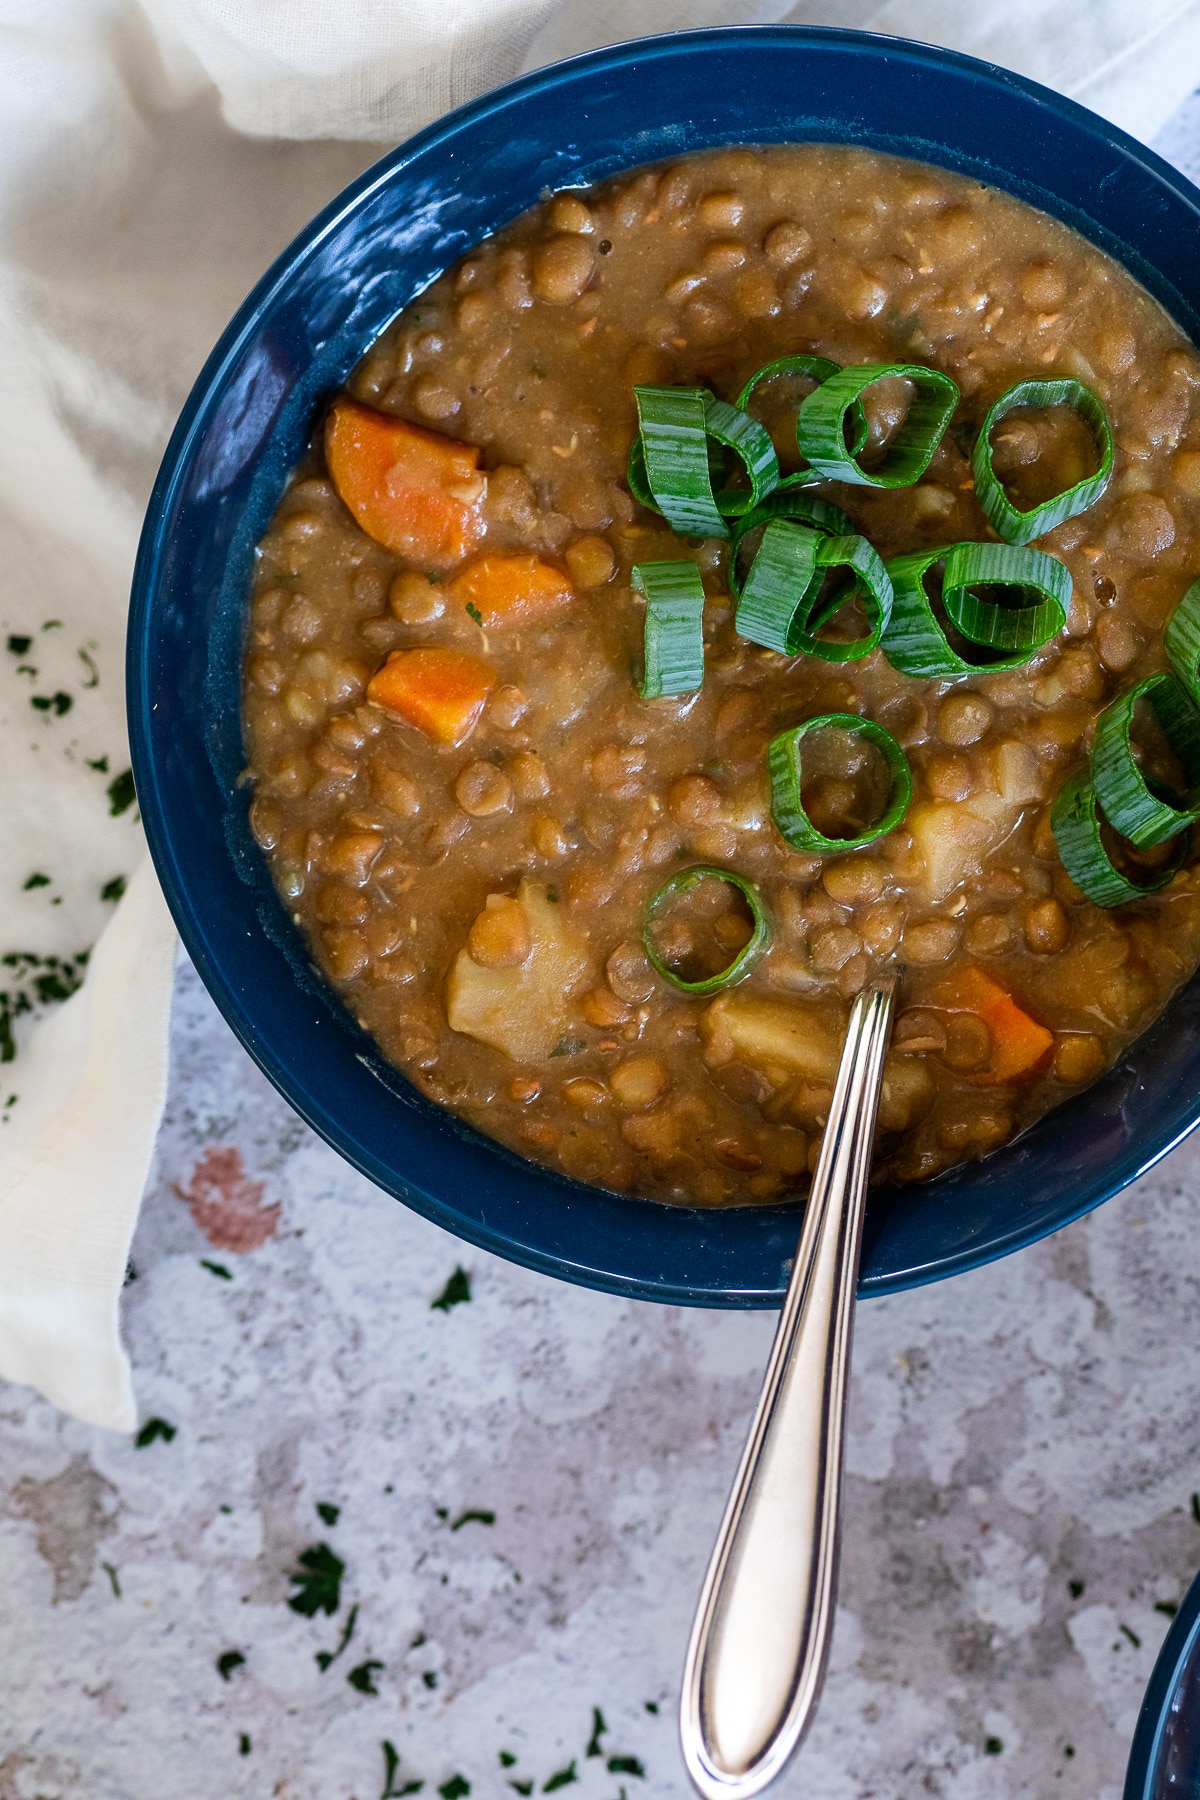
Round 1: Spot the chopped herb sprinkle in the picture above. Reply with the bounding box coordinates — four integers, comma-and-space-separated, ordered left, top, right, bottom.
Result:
101, 1561, 121, 1598
422, 1671, 438, 1689
382, 1741, 415, 1799
450, 1509, 495, 1531
348, 1659, 384, 1695
107, 769, 136, 816
465, 601, 483, 625
1120, 1624, 1141, 1648
984, 1737, 1003, 1756
315, 1601, 358, 1671
543, 1762, 577, 1792
101, 875, 127, 903
217, 1650, 245, 1680
499, 1753, 517, 1769
1068, 1579, 1084, 1598
431, 1267, 471, 1312
30, 691, 72, 715
22, 873, 50, 890
0, 950, 89, 1061
317, 1501, 340, 1525
239, 1734, 251, 1757
586, 1709, 607, 1757
438, 1778, 470, 1800
200, 1259, 232, 1279
87, 755, 109, 773
509, 1784, 533, 1798
606, 1758, 645, 1778
6, 635, 31, 655
287, 1543, 344, 1617
643, 1702, 658, 1715
1156, 1600, 1179, 1617
135, 1417, 176, 1447
549, 1036, 586, 1057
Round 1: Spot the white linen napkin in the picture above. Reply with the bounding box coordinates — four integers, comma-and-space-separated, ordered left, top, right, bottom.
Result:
2, 0, 1198, 1432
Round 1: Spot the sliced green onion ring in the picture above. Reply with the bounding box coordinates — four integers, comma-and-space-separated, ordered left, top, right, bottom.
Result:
735, 353, 869, 469
633, 560, 706, 699
1090, 672, 1200, 848
630, 386, 727, 537
881, 542, 1068, 678
730, 524, 892, 661
940, 542, 1071, 651
735, 484, 853, 539
971, 377, 1114, 544
641, 865, 770, 996
794, 362, 959, 489
629, 386, 779, 534
767, 713, 912, 854
1051, 768, 1187, 908
1164, 576, 1200, 708
704, 395, 781, 518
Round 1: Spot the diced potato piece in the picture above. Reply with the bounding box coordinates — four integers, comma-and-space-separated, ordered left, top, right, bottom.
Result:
908, 792, 1019, 902
931, 966, 1054, 1084
367, 646, 495, 746
325, 398, 486, 568
446, 555, 573, 628
991, 740, 1046, 805
700, 990, 843, 1091
446, 880, 591, 1062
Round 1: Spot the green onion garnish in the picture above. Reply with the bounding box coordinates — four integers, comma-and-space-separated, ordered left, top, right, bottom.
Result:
704, 395, 780, 519
881, 541, 1068, 678
1164, 577, 1200, 709
641, 866, 770, 996
1090, 672, 1200, 848
629, 386, 779, 536
735, 353, 869, 480
731, 521, 892, 662
793, 362, 959, 489
735, 484, 853, 538
1051, 768, 1187, 908
767, 713, 912, 854
940, 542, 1071, 651
971, 377, 1113, 544
632, 560, 706, 699
630, 386, 726, 537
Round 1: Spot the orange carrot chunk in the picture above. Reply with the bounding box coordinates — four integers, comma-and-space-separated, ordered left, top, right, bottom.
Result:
935, 966, 1054, 1083
366, 647, 495, 747
324, 398, 486, 569
445, 555, 574, 628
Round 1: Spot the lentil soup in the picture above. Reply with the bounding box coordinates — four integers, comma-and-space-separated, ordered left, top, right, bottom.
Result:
241, 143, 1200, 1207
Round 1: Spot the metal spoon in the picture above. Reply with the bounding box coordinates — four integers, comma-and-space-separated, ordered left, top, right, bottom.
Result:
680, 978, 896, 1798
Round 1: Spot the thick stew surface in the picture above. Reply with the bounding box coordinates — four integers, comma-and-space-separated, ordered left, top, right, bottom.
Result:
241, 145, 1200, 1206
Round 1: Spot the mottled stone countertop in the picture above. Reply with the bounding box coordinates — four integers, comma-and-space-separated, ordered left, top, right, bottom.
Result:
9, 95, 1200, 1800
5, 948, 1200, 1800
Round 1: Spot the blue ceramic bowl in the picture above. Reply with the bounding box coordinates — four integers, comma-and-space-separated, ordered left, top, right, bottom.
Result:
1126, 1569, 1200, 1799
128, 25, 1200, 1308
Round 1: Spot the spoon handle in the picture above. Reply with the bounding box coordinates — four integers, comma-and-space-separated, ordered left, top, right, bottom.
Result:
680, 979, 896, 1799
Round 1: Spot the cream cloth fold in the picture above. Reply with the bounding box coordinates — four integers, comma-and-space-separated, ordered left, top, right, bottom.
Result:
2, 0, 1198, 1431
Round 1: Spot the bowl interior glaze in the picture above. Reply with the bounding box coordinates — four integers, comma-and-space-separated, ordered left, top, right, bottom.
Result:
129, 26, 1200, 1307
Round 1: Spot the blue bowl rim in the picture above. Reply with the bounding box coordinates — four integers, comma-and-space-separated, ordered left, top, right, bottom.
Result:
128, 22, 1200, 1308
1125, 1565, 1200, 1798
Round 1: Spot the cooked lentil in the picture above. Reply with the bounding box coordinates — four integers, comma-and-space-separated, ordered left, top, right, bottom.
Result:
241, 143, 1200, 1205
